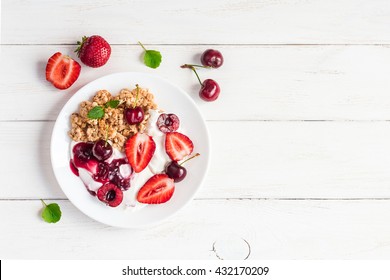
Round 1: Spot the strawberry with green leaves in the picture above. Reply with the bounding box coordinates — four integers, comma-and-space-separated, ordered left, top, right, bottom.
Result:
75, 35, 111, 68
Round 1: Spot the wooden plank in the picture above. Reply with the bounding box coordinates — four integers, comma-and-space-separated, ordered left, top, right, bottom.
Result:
3, 0, 390, 44
1, 199, 390, 259
2, 121, 390, 199
2, 45, 390, 121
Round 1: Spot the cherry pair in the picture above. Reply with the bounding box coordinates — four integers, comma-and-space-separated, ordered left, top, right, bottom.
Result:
181, 49, 224, 102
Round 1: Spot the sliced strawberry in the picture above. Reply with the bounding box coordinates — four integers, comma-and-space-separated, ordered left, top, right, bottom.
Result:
137, 174, 175, 204
165, 132, 194, 161
125, 133, 156, 173
45, 52, 81, 90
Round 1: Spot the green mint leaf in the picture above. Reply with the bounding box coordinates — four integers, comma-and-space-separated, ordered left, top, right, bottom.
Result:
87, 106, 104, 119
144, 50, 162, 69
138, 41, 162, 69
105, 100, 120, 108
41, 200, 62, 223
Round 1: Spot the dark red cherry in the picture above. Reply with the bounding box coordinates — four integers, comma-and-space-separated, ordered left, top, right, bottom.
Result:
180, 64, 221, 102
72, 142, 99, 174
92, 139, 113, 161
201, 49, 223, 68
200, 79, 220, 102
165, 161, 187, 182
125, 107, 144, 125
165, 153, 200, 182
73, 142, 94, 163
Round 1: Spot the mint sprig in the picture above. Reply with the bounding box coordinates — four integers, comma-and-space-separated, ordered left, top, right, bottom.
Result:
41, 199, 62, 223
138, 41, 162, 69
88, 106, 105, 119
106, 100, 120, 108
87, 100, 120, 119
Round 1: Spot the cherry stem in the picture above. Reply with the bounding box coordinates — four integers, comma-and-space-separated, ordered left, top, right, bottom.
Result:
138, 41, 147, 51
180, 153, 200, 166
40, 199, 47, 207
105, 124, 109, 147
133, 84, 139, 108
181, 63, 210, 69
181, 65, 203, 86
192, 68, 203, 86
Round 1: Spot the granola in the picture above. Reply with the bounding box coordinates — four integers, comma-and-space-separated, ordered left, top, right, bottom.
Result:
68, 87, 158, 151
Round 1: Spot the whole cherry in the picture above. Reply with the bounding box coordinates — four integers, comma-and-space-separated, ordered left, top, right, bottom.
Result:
200, 79, 220, 101
181, 64, 221, 102
165, 153, 200, 182
201, 49, 224, 68
165, 161, 186, 182
125, 84, 145, 125
92, 139, 113, 161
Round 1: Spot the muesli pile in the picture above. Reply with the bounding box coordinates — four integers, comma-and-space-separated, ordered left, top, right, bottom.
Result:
68, 87, 157, 151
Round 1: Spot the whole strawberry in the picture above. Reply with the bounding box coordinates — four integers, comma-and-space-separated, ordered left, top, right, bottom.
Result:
75, 35, 111, 68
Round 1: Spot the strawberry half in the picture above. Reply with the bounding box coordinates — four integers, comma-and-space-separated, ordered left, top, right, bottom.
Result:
137, 174, 175, 204
125, 133, 156, 173
165, 132, 194, 161
45, 52, 81, 90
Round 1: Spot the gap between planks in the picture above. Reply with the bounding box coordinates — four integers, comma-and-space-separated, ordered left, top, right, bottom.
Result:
3, 198, 390, 201
2, 43, 390, 46
4, 120, 390, 123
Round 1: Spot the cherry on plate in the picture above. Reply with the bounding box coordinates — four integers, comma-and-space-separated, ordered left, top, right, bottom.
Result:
157, 113, 180, 133
124, 84, 145, 125
165, 153, 200, 183
92, 139, 113, 161
165, 161, 187, 182
125, 107, 144, 125
97, 183, 123, 207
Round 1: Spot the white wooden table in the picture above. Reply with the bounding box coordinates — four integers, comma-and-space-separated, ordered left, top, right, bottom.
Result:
2, 0, 390, 259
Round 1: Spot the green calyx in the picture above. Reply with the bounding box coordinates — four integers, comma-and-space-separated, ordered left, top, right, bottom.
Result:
75, 36, 88, 56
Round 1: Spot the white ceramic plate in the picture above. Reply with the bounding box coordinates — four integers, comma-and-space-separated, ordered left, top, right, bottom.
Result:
51, 72, 210, 228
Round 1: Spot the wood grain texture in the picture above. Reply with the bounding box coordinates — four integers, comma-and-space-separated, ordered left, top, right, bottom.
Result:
2, 199, 390, 259
3, 0, 390, 260
2, 121, 390, 199
2, 45, 390, 121
3, 0, 390, 44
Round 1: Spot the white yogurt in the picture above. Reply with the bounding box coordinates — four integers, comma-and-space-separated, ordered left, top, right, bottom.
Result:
78, 168, 102, 192
122, 110, 172, 210
145, 110, 171, 174
70, 109, 174, 210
